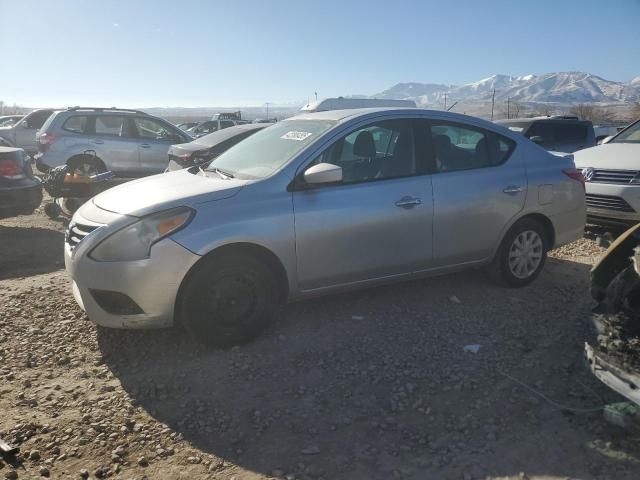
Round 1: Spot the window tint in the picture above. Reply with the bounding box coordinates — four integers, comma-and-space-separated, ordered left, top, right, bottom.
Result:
312, 119, 415, 184
26, 110, 53, 129
527, 122, 587, 145
133, 118, 176, 140
429, 122, 514, 172
95, 116, 128, 137
62, 116, 87, 134
194, 121, 218, 135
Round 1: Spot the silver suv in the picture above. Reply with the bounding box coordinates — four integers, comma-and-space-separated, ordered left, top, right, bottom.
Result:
35, 107, 192, 175
65, 108, 586, 347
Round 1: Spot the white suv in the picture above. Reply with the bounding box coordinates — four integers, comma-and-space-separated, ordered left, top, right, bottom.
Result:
575, 118, 640, 227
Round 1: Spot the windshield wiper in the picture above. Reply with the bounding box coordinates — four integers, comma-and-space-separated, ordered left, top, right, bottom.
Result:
209, 167, 235, 179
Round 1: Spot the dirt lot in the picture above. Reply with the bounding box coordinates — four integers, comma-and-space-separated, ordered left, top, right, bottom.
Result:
1, 203, 640, 480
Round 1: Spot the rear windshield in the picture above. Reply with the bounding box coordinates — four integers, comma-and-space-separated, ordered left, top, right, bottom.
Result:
206, 120, 335, 179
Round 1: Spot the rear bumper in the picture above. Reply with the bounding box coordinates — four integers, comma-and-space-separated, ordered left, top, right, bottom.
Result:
0, 180, 43, 218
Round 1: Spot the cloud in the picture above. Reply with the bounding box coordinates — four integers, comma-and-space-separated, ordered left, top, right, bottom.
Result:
112, 23, 120, 28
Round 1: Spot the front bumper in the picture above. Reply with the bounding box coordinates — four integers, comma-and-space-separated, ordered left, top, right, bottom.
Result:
0, 179, 43, 218
64, 227, 201, 329
585, 182, 640, 225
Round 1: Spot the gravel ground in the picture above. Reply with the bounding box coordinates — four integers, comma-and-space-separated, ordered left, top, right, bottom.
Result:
1, 204, 640, 480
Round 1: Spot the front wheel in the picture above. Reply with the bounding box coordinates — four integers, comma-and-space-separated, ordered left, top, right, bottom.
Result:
488, 219, 548, 287
179, 253, 280, 347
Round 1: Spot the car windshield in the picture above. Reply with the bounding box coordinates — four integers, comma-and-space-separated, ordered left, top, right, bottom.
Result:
611, 120, 640, 144
206, 119, 335, 179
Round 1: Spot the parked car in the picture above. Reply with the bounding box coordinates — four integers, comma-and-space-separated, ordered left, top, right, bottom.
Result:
301, 97, 416, 113
0, 115, 24, 128
0, 146, 43, 219
496, 116, 596, 154
0, 109, 55, 155
587, 223, 640, 406
64, 108, 585, 346
188, 119, 240, 138
176, 122, 200, 132
34, 107, 192, 176
166, 123, 267, 171
574, 118, 640, 228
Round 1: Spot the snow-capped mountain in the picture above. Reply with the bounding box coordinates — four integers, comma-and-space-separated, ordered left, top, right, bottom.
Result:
373, 72, 640, 106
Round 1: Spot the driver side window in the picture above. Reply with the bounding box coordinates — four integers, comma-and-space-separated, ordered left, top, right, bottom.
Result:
311, 119, 415, 184
133, 117, 176, 141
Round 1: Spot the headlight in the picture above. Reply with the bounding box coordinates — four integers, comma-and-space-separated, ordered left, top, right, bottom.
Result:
89, 207, 194, 262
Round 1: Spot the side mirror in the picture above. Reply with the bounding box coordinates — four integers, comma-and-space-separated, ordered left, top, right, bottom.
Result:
529, 136, 544, 145
601, 135, 614, 145
303, 162, 342, 185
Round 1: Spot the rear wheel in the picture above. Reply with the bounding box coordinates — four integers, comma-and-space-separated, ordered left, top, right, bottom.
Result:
488, 218, 548, 287
179, 253, 280, 347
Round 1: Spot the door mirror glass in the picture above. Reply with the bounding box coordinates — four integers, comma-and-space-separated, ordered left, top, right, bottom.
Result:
304, 162, 343, 184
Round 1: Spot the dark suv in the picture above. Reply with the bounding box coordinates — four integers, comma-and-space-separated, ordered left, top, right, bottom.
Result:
0, 147, 43, 219
496, 116, 596, 153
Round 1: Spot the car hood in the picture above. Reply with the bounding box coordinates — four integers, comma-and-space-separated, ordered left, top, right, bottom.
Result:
574, 143, 640, 169
168, 142, 208, 155
92, 169, 247, 216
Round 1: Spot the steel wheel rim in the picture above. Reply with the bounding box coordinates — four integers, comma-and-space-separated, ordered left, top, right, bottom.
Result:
508, 230, 543, 279
208, 273, 258, 328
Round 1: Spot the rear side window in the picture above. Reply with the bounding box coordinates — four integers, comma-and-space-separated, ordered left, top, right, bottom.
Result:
25, 110, 53, 129
428, 121, 515, 172
527, 122, 587, 145
95, 116, 128, 137
62, 116, 87, 134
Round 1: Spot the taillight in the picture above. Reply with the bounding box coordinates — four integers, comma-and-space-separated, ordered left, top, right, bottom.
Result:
563, 168, 585, 188
38, 132, 56, 152
0, 159, 24, 179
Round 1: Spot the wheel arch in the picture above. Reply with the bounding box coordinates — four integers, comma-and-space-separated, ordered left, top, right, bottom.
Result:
174, 242, 289, 326
493, 212, 556, 261
66, 152, 107, 172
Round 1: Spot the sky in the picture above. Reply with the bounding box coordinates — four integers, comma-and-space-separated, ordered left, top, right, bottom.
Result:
1, 0, 639, 108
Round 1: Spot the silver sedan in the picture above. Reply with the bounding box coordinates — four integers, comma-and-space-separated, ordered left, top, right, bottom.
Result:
64, 108, 586, 346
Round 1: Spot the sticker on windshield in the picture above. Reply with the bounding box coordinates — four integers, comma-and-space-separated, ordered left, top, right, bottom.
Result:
281, 131, 313, 141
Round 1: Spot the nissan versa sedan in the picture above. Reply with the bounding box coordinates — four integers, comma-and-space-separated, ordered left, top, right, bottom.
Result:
64, 108, 586, 346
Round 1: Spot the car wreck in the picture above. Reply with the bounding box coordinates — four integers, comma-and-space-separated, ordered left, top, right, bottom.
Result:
587, 224, 640, 406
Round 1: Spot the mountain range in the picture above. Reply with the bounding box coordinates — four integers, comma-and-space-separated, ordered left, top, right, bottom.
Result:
372, 72, 640, 107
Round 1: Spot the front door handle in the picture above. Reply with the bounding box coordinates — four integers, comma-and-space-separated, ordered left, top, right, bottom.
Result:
503, 186, 524, 195
395, 196, 422, 209
140, 143, 151, 149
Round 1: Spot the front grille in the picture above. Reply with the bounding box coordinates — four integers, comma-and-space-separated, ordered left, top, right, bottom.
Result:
588, 169, 640, 184
585, 193, 636, 213
66, 222, 99, 250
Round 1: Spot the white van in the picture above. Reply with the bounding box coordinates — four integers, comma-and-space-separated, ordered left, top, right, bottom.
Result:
301, 97, 416, 113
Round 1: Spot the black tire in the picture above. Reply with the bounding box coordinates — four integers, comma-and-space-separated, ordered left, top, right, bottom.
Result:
67, 155, 107, 176
488, 218, 548, 287
179, 253, 280, 347
44, 202, 62, 219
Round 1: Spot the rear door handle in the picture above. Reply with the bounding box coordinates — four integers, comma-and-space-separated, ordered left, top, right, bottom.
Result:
395, 196, 422, 209
503, 186, 524, 195
140, 143, 151, 149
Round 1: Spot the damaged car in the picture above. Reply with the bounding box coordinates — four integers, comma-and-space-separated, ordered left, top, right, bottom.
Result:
587, 224, 640, 406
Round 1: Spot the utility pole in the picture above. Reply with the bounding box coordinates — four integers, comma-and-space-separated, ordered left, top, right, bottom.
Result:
507, 97, 511, 119
265, 102, 270, 120
314, 92, 318, 102
443, 92, 448, 111
490, 88, 496, 121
